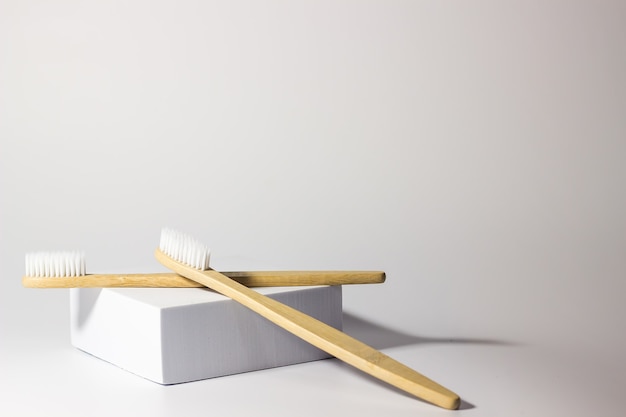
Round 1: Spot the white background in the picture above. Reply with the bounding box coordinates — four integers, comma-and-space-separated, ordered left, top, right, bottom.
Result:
1, 1, 625, 416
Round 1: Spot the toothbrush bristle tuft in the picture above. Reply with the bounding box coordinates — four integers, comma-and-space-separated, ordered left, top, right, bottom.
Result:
25, 251, 85, 277
159, 228, 210, 270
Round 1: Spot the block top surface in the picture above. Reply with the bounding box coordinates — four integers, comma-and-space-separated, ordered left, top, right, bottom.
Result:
105, 285, 328, 309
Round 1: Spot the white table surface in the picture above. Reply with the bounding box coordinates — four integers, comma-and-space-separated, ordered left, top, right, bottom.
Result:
2, 281, 624, 417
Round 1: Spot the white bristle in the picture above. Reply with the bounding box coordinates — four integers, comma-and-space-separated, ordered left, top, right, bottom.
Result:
159, 228, 210, 270
25, 251, 85, 277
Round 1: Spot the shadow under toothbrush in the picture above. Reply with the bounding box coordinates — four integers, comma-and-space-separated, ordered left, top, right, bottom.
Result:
340, 311, 518, 410
341, 311, 517, 350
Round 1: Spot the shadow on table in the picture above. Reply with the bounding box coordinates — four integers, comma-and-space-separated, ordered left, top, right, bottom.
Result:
342, 311, 515, 350
340, 311, 517, 410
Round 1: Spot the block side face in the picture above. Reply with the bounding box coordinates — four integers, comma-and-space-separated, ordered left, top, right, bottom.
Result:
70, 288, 165, 383
160, 285, 343, 384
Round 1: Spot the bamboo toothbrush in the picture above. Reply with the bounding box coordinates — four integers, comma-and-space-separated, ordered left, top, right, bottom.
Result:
22, 252, 385, 288
156, 228, 460, 410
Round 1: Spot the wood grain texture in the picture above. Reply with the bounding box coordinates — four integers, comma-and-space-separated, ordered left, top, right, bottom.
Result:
22, 271, 385, 288
155, 249, 460, 410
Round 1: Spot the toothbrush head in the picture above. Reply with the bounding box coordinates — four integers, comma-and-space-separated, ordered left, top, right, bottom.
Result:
159, 228, 211, 271
25, 251, 86, 277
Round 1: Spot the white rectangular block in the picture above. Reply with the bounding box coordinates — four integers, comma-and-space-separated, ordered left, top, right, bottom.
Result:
70, 285, 342, 384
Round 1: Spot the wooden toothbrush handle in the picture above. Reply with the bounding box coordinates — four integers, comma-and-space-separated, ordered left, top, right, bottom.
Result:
155, 249, 460, 410
22, 273, 201, 288
22, 270, 385, 288
225, 270, 385, 286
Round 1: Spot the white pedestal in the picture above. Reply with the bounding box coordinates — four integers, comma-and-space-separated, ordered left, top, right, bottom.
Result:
70, 285, 342, 384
